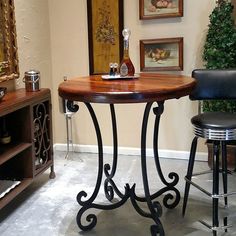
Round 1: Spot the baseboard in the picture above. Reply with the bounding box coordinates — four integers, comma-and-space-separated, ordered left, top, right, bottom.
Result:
54, 143, 208, 161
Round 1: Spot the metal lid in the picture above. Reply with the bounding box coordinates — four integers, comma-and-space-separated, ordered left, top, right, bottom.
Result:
25, 70, 40, 76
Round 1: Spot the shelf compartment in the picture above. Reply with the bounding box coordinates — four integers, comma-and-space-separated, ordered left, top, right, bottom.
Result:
35, 159, 53, 177
0, 148, 33, 180
0, 142, 32, 165
0, 180, 21, 199
0, 178, 32, 209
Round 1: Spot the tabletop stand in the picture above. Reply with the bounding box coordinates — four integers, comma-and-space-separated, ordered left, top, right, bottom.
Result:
64, 102, 82, 161
64, 112, 75, 159
68, 101, 180, 236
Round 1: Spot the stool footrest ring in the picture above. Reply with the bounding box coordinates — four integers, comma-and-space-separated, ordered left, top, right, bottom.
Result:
199, 220, 232, 232
185, 176, 236, 198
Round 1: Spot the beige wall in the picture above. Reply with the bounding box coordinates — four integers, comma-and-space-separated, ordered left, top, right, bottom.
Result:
11, 0, 218, 154
4, 0, 52, 92
48, 0, 216, 153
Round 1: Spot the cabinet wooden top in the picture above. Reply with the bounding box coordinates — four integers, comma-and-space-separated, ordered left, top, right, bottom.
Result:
58, 73, 196, 104
0, 88, 51, 116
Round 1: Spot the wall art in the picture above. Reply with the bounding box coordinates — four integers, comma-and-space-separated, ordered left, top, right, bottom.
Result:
139, 0, 183, 20
87, 0, 124, 75
140, 37, 183, 71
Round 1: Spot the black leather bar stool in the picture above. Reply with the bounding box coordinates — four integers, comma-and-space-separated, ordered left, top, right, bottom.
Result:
182, 69, 236, 235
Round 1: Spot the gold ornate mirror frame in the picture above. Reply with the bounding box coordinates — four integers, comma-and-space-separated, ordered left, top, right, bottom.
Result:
0, 0, 19, 82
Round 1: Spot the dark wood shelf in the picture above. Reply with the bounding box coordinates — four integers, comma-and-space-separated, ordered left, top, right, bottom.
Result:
0, 142, 32, 165
0, 88, 55, 210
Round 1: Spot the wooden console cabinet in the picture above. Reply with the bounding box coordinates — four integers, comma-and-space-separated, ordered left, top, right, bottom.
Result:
0, 88, 55, 209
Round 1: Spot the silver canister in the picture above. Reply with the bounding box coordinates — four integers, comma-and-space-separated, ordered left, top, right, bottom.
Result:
23, 70, 40, 92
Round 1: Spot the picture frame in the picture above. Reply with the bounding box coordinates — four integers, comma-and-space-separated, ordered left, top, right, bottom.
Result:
0, 0, 19, 82
87, 0, 124, 75
140, 37, 183, 71
139, 0, 183, 20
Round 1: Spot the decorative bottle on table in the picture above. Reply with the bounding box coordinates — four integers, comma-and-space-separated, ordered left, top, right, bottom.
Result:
119, 29, 135, 77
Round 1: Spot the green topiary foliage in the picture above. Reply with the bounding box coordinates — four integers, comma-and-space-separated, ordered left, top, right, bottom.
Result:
202, 0, 236, 112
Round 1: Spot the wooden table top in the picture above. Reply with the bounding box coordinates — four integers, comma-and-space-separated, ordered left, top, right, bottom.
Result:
58, 73, 196, 104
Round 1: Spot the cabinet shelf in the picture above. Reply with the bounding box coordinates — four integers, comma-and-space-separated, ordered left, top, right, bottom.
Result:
0, 142, 32, 165
0, 178, 32, 209
0, 180, 21, 199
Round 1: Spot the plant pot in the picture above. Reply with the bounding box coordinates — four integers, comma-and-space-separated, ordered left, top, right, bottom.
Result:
207, 141, 236, 170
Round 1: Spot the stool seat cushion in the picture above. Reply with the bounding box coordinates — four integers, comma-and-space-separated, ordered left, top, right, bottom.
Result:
191, 112, 236, 130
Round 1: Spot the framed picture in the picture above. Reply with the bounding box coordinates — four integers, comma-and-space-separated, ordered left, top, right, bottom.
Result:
87, 0, 124, 75
233, 0, 236, 23
140, 37, 183, 71
139, 0, 183, 20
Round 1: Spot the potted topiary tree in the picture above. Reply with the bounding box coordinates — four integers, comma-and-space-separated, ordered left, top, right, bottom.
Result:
202, 0, 236, 168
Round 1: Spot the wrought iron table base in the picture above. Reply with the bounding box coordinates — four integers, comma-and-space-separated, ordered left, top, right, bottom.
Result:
67, 101, 180, 236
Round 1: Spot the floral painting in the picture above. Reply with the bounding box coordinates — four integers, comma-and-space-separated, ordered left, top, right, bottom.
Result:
95, 2, 117, 45
0, 30, 4, 63
139, 0, 183, 19
87, 0, 123, 75
0, 9, 4, 63
140, 38, 183, 71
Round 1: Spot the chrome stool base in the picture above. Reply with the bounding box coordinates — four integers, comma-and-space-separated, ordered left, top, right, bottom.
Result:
182, 136, 235, 235
184, 170, 236, 198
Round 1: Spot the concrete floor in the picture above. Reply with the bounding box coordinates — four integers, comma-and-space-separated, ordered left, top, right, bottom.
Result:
1, 151, 236, 236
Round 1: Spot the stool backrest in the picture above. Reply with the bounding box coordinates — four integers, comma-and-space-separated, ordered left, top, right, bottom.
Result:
190, 69, 236, 101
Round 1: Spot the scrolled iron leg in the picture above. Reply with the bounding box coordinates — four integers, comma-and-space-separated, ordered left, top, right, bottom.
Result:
76, 103, 104, 231
141, 102, 165, 236
76, 103, 132, 231
150, 222, 165, 236
152, 102, 180, 210
104, 104, 124, 201
77, 205, 97, 231
77, 184, 131, 231
138, 101, 180, 235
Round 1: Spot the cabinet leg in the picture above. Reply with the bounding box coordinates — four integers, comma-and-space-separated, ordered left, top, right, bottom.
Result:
49, 165, 56, 179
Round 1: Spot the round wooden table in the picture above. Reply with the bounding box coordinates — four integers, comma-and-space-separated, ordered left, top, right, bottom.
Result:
58, 73, 196, 236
